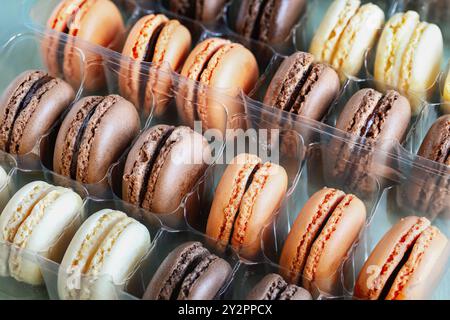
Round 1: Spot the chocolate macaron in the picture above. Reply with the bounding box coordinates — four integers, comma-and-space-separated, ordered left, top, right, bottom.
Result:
246, 273, 312, 300
263, 52, 340, 120
120, 14, 192, 116
143, 242, 232, 300
234, 0, 306, 44
279, 188, 366, 294
177, 38, 259, 132
206, 153, 288, 258
122, 124, 210, 214
45, 0, 125, 91
354, 217, 448, 300
0, 70, 75, 155
168, 0, 227, 22
53, 95, 140, 184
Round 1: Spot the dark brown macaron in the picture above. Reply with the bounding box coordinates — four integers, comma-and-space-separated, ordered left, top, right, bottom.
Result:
169, 0, 227, 22
143, 242, 232, 300
53, 95, 140, 184
263, 52, 340, 120
122, 125, 210, 214
0, 70, 75, 155
235, 0, 306, 44
246, 273, 312, 300
417, 115, 450, 166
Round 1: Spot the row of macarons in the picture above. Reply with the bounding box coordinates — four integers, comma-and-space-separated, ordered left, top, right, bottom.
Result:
0, 175, 447, 300
41, 0, 449, 112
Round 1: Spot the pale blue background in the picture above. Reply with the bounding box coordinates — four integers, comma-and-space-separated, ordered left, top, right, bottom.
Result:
0, 1, 26, 46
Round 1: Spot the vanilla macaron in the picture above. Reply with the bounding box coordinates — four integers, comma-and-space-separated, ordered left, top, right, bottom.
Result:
0, 166, 8, 190
58, 209, 151, 300
443, 65, 450, 113
0, 181, 83, 285
375, 11, 443, 113
309, 0, 385, 80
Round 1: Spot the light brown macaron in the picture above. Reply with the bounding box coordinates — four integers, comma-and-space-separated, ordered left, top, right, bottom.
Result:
45, 0, 125, 91
177, 38, 259, 132
279, 187, 366, 294
53, 95, 140, 184
120, 14, 192, 116
354, 216, 448, 300
206, 153, 288, 259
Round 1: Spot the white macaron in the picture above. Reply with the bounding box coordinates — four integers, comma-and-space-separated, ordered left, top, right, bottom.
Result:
0, 181, 83, 285
58, 209, 151, 300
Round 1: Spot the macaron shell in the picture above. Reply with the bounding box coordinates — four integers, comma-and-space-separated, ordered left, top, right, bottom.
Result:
231, 163, 288, 258
399, 23, 443, 95
331, 3, 385, 79
9, 187, 82, 285
354, 216, 430, 300
246, 273, 287, 300
82, 218, 151, 300
385, 226, 448, 300
10, 78, 75, 155
374, 11, 419, 87
417, 115, 450, 165
178, 255, 232, 300
201, 0, 227, 21
235, 0, 263, 39
142, 127, 210, 214
76, 96, 140, 184
279, 188, 346, 284
303, 195, 366, 294
58, 209, 127, 300
63, 0, 125, 91
309, 0, 361, 63
206, 153, 262, 246
279, 285, 313, 300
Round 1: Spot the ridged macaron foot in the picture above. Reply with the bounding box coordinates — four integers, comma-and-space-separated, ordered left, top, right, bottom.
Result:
122, 125, 210, 214
143, 242, 232, 300
178, 38, 259, 132
354, 217, 448, 300
45, 0, 125, 91
279, 188, 366, 294
235, 0, 306, 44
263, 52, 340, 120
58, 209, 151, 300
206, 153, 288, 258
168, 0, 227, 22
53, 95, 140, 184
120, 14, 192, 116
246, 273, 312, 300
0, 181, 83, 285
309, 0, 384, 80
0, 70, 75, 155
374, 11, 443, 113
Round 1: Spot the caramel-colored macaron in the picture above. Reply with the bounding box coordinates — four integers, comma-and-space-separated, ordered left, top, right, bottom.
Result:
206, 153, 288, 258
53, 95, 140, 184
45, 0, 125, 91
177, 38, 259, 132
120, 14, 192, 116
279, 188, 366, 294
354, 217, 448, 300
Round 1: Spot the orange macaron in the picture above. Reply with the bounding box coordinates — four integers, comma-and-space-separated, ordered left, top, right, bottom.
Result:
354, 216, 448, 300
279, 187, 366, 294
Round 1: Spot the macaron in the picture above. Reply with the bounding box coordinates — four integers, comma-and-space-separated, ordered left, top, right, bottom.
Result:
374, 11, 443, 113
443, 65, 450, 111
263, 52, 340, 120
0, 166, 7, 189
177, 38, 259, 132
246, 273, 312, 300
0, 181, 83, 285
234, 0, 306, 44
143, 241, 232, 300
53, 95, 140, 184
354, 216, 448, 300
122, 124, 210, 214
0, 70, 75, 155
58, 209, 151, 300
206, 153, 288, 258
279, 188, 366, 294
120, 14, 192, 116
168, 0, 227, 22
309, 0, 385, 80
45, 0, 125, 91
